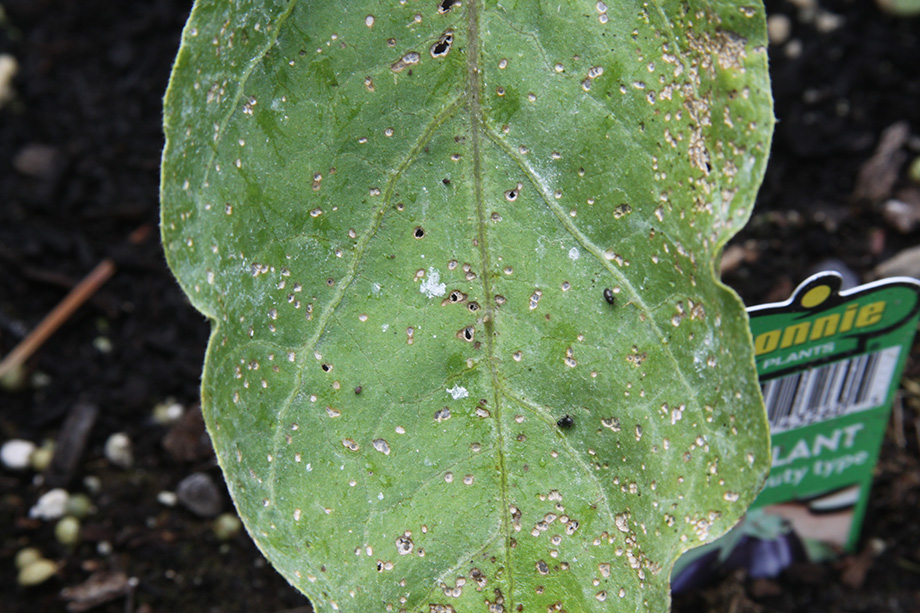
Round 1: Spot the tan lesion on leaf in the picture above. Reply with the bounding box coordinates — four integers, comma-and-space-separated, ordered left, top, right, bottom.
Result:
391, 51, 421, 73
673, 19, 754, 179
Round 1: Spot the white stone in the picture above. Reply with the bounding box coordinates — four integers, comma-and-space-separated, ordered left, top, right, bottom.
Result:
152, 400, 184, 424
0, 54, 19, 109
157, 491, 178, 507
767, 14, 791, 46
104, 432, 134, 468
1, 439, 36, 470
18, 558, 57, 586
30, 488, 69, 520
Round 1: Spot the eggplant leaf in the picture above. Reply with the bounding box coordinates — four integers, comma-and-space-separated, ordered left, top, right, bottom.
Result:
161, 0, 773, 610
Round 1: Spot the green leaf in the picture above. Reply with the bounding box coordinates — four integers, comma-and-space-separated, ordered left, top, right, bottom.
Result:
160, 1, 774, 611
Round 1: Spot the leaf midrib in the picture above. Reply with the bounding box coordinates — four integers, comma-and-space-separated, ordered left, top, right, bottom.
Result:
465, 0, 517, 608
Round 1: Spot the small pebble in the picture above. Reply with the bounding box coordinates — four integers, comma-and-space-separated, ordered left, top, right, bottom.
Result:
869, 537, 887, 554
176, 472, 222, 517
30, 440, 55, 472
65, 493, 92, 518
15, 547, 43, 570
1, 439, 36, 470
83, 475, 102, 494
152, 400, 184, 425
93, 336, 113, 354
30, 371, 51, 388
30, 488, 69, 520
784, 39, 802, 59
18, 558, 57, 587
767, 14, 791, 45
0, 362, 27, 391
0, 53, 18, 109
104, 432, 134, 469
720, 244, 746, 275
908, 157, 920, 184
873, 244, 920, 280
883, 198, 920, 234
12, 143, 58, 178
814, 9, 844, 33
213, 512, 243, 541
157, 490, 178, 507
55, 516, 81, 546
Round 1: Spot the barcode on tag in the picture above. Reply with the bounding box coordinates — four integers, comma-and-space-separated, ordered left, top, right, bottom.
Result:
761, 346, 901, 433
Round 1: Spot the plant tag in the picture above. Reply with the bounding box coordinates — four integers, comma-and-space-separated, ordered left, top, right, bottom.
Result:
672, 272, 920, 590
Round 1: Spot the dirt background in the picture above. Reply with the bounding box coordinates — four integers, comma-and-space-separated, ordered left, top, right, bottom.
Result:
1, 1, 919, 611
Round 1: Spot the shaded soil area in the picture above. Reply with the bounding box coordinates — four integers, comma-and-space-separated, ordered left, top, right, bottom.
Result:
1, 1, 918, 611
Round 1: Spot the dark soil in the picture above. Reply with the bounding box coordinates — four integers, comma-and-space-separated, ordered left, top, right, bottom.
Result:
1, 1, 918, 612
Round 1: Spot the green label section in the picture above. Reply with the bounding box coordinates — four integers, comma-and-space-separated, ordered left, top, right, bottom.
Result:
747, 273, 920, 551
755, 409, 887, 505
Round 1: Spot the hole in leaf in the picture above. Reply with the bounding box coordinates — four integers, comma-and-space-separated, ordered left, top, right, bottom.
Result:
438, 0, 460, 13
504, 183, 523, 201
430, 30, 454, 57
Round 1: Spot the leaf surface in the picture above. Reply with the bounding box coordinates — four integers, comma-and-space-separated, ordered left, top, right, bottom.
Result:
161, 1, 773, 610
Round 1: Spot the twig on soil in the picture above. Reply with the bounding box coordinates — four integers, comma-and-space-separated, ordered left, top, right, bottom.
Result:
896, 556, 920, 574
853, 121, 909, 202
46, 402, 98, 487
0, 258, 115, 379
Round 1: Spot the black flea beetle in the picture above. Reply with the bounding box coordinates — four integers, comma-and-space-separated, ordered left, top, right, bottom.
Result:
603, 288, 615, 305
557, 415, 575, 429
